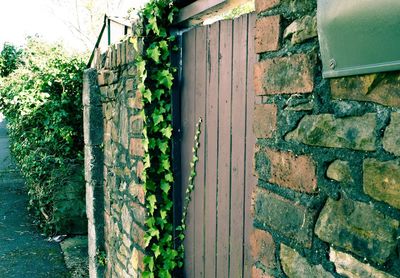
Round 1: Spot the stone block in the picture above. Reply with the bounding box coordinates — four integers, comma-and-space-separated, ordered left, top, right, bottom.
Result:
283, 15, 317, 45
130, 138, 144, 157
286, 113, 377, 151
128, 90, 143, 109
251, 266, 274, 278
330, 249, 396, 278
255, 0, 280, 13
280, 244, 333, 278
83, 68, 101, 106
315, 198, 399, 264
254, 188, 315, 247
131, 221, 146, 249
326, 160, 353, 184
363, 158, 400, 209
253, 104, 277, 138
254, 54, 315, 95
255, 16, 281, 54
254, 146, 318, 193
383, 113, 400, 156
250, 228, 276, 269
330, 72, 400, 108
130, 115, 144, 135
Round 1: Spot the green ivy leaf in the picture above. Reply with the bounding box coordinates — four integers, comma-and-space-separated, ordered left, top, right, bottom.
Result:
146, 45, 161, 64
160, 180, 170, 194
158, 140, 168, 154
165, 173, 173, 182
161, 126, 172, 139
155, 69, 173, 89
143, 255, 155, 272
143, 89, 152, 103
152, 112, 164, 126
151, 243, 161, 258
147, 194, 157, 215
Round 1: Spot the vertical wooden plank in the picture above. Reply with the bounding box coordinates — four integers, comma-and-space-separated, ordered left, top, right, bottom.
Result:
194, 26, 207, 278
229, 14, 248, 277
204, 22, 220, 278
181, 29, 196, 277
172, 32, 183, 256
243, 13, 257, 278
216, 19, 233, 278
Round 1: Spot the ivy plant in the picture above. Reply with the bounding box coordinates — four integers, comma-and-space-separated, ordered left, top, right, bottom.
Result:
134, 0, 179, 277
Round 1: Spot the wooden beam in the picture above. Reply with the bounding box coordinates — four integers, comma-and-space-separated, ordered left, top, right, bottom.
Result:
176, 0, 227, 24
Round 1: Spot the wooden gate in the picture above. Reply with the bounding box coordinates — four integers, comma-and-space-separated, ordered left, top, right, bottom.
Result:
174, 13, 256, 278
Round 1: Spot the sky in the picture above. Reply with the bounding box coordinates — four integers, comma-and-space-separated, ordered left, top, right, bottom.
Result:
0, 0, 148, 52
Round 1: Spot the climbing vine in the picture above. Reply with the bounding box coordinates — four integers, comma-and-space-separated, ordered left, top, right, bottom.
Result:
176, 118, 202, 265
133, 0, 179, 277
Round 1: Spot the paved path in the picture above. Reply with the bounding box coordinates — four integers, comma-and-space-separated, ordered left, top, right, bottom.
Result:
0, 117, 69, 277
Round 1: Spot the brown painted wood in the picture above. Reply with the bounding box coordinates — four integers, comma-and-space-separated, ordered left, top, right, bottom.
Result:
194, 26, 207, 278
181, 29, 196, 277
229, 14, 248, 277
204, 21, 220, 278
178, 13, 256, 277
216, 19, 233, 278
243, 13, 257, 278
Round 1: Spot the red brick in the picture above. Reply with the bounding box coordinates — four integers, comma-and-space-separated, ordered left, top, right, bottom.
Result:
131, 221, 146, 249
129, 138, 144, 157
255, 0, 280, 13
255, 16, 281, 54
254, 54, 315, 95
251, 265, 274, 278
136, 160, 144, 180
255, 147, 317, 193
250, 229, 276, 269
253, 104, 277, 138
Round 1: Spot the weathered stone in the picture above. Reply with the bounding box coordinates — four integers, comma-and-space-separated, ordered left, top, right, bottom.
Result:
255, 0, 280, 13
130, 115, 143, 135
283, 15, 317, 45
127, 90, 143, 109
255, 16, 281, 53
383, 113, 400, 156
121, 204, 132, 234
331, 72, 400, 108
254, 54, 315, 95
330, 249, 396, 278
315, 198, 399, 264
363, 158, 400, 209
251, 266, 274, 278
280, 244, 333, 278
326, 160, 353, 184
119, 105, 129, 150
254, 188, 315, 247
254, 146, 318, 193
250, 229, 276, 269
253, 104, 277, 138
286, 113, 376, 151
131, 221, 146, 249
129, 182, 145, 204
285, 100, 313, 111
129, 138, 144, 157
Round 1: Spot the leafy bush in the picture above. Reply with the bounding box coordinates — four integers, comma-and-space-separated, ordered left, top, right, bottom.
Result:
0, 43, 22, 77
0, 38, 86, 235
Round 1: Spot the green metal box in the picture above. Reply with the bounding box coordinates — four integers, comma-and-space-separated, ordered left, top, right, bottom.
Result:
318, 0, 400, 78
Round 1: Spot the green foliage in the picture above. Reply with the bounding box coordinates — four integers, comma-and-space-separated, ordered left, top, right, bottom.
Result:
0, 38, 86, 235
134, 0, 179, 277
0, 43, 23, 77
175, 118, 202, 264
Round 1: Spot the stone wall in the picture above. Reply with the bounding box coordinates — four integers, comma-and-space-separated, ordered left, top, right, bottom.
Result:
84, 38, 146, 277
251, 0, 400, 277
